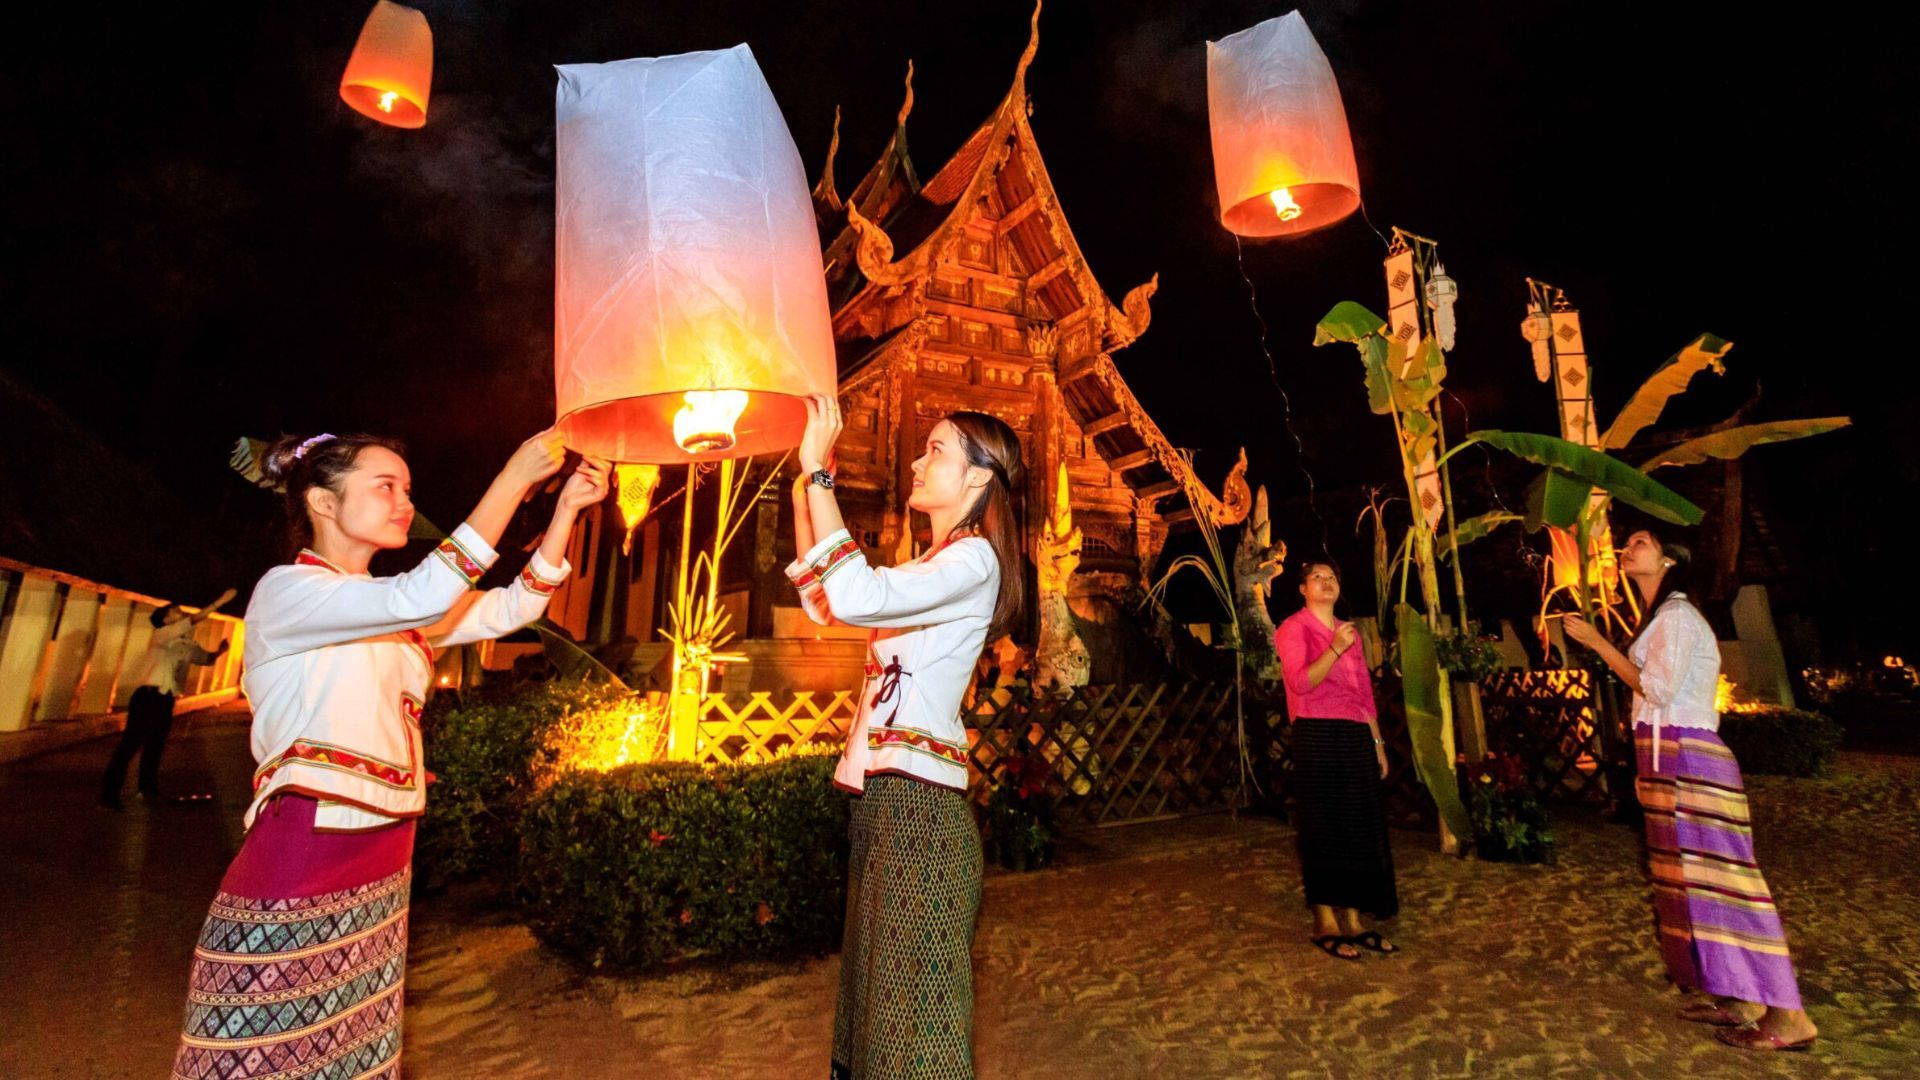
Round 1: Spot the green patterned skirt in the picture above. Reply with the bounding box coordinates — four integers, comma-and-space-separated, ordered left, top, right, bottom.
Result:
832, 773, 984, 1080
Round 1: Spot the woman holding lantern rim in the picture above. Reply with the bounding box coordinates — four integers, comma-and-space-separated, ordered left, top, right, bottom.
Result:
171, 428, 608, 1080
787, 392, 1025, 1080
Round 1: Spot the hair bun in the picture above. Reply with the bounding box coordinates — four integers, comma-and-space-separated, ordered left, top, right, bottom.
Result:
260, 434, 310, 484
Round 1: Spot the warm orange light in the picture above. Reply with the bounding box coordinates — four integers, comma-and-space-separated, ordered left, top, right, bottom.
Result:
1715, 674, 1735, 714
1885, 655, 1907, 669
1207, 12, 1362, 238
437, 674, 453, 687
553, 48, 836, 463
339, 1, 433, 129
566, 709, 663, 773
1268, 187, 1303, 221
672, 390, 751, 455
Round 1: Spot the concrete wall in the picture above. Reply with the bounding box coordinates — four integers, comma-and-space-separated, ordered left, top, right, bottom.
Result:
0, 561, 243, 733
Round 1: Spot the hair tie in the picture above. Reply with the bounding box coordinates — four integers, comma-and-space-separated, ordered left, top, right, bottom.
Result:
293, 433, 338, 460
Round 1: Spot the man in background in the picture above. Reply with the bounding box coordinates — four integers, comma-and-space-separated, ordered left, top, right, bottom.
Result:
100, 587, 236, 809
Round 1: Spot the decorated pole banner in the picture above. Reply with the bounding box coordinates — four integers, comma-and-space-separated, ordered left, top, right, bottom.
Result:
339, 1, 432, 129
1207, 11, 1361, 238
553, 46, 836, 463
1385, 241, 1444, 528
1523, 281, 1617, 602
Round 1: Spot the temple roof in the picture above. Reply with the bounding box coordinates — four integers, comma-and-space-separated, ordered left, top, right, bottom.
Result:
813, 1, 1249, 528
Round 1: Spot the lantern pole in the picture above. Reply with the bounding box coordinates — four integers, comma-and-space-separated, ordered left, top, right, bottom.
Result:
667, 463, 701, 759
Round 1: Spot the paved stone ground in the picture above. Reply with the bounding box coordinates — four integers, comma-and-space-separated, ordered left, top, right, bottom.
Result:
4, 713, 1916, 1078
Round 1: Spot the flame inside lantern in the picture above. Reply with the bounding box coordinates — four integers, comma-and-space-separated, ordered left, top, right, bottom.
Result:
378, 90, 399, 113
1268, 187, 1304, 222
672, 390, 751, 454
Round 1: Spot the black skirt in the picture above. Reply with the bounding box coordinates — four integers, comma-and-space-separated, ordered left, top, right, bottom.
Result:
1290, 718, 1398, 918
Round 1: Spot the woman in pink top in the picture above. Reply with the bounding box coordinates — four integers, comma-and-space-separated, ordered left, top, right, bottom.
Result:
1273, 559, 1399, 960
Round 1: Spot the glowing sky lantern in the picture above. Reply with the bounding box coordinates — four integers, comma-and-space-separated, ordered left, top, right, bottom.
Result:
1207, 11, 1361, 238
339, 1, 432, 129
552, 46, 837, 463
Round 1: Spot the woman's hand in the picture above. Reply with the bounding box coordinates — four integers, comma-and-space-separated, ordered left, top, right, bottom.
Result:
1562, 613, 1599, 647
504, 428, 569, 490
1375, 740, 1389, 779
1332, 621, 1359, 657
556, 456, 610, 514
798, 393, 843, 475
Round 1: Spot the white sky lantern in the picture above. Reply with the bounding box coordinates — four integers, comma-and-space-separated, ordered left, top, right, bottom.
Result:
553, 46, 836, 463
1207, 11, 1361, 238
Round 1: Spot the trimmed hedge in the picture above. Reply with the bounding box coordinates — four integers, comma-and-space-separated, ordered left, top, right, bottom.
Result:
418, 680, 638, 880
516, 751, 851, 969
1718, 706, 1844, 778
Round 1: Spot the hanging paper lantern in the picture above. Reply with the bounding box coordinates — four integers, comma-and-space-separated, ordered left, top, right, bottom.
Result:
553, 46, 836, 463
339, 1, 433, 129
1207, 11, 1361, 238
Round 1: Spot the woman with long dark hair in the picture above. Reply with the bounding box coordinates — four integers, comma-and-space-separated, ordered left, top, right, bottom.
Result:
786, 393, 1024, 1079
172, 430, 607, 1079
1566, 528, 1816, 1052
1272, 559, 1399, 960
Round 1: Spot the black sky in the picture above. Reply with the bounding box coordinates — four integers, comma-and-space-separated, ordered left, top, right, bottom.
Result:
3, 1, 1915, 654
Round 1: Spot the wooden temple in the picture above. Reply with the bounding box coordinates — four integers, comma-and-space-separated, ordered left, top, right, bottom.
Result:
537, 14, 1250, 690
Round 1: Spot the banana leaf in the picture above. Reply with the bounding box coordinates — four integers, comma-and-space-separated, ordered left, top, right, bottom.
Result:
531, 619, 630, 686
1639, 417, 1852, 472
1439, 511, 1523, 561
1521, 468, 1595, 532
1599, 333, 1734, 450
1314, 302, 1394, 415
1458, 430, 1703, 526
1397, 603, 1473, 845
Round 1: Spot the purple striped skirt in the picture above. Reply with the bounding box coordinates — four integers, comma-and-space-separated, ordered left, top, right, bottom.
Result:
1633, 723, 1803, 1010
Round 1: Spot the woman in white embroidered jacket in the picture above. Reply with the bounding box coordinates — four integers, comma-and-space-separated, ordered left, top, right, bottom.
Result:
787, 394, 1024, 1080
172, 429, 607, 1080
1566, 528, 1816, 1052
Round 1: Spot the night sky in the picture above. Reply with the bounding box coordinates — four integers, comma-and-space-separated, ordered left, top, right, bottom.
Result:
4, 2, 1914, 656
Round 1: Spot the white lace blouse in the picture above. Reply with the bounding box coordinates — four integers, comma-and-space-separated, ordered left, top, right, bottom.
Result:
1627, 592, 1721, 771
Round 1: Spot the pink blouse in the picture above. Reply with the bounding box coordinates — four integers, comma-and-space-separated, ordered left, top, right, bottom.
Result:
1274, 608, 1376, 724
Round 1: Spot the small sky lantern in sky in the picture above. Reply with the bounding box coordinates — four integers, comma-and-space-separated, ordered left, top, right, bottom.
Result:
1207, 11, 1361, 238
338, 1, 432, 129
551, 46, 836, 464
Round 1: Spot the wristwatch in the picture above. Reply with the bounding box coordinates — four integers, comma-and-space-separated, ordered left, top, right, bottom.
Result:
806, 468, 835, 491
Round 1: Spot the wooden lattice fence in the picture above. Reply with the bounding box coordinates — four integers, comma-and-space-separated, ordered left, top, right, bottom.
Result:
689, 681, 1265, 828
1478, 668, 1611, 802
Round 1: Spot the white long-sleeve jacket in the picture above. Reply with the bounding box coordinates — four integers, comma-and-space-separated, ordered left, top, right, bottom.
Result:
786, 528, 998, 793
241, 524, 568, 832
1628, 592, 1721, 772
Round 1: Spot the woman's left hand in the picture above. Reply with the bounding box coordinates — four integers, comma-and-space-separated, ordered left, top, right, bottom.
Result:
1562, 613, 1599, 647
798, 393, 843, 475
1376, 741, 1389, 779
556, 456, 610, 513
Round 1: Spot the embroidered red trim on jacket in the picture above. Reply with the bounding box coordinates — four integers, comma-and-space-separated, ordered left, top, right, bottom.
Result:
519, 564, 562, 596
433, 536, 487, 586
253, 739, 416, 793
867, 726, 968, 765
792, 536, 862, 591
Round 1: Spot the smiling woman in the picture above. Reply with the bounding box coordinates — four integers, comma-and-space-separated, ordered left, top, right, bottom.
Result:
169, 428, 611, 1080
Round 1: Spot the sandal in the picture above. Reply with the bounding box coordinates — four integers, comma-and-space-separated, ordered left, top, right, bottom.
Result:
1714, 1023, 1816, 1052
1310, 934, 1362, 961
1349, 930, 1399, 955
1677, 1001, 1753, 1026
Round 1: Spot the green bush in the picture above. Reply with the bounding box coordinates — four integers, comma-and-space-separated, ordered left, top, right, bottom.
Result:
516, 750, 851, 970
1718, 706, 1844, 778
419, 679, 638, 880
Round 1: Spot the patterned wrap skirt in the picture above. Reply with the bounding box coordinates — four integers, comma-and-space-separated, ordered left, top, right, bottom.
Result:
1289, 718, 1399, 918
173, 794, 415, 1079
1634, 723, 1803, 1009
832, 773, 984, 1080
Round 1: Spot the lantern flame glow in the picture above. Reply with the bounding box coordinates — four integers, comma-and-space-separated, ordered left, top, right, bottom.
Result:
1268, 187, 1303, 221
672, 389, 751, 455
378, 90, 399, 113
